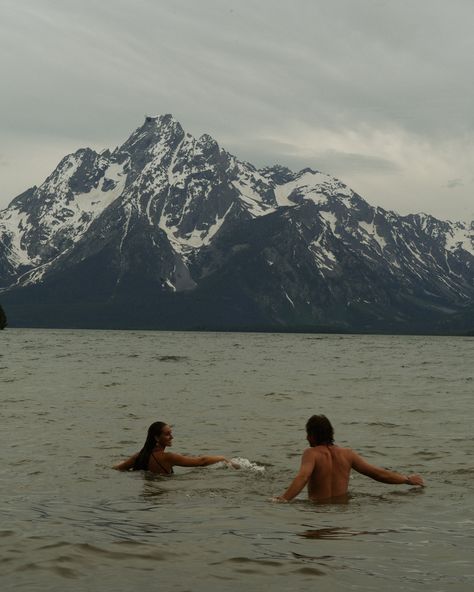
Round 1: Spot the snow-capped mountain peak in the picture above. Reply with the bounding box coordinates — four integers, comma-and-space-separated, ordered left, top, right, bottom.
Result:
0, 115, 472, 333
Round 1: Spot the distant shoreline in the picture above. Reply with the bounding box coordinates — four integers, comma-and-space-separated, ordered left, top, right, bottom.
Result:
2, 323, 473, 337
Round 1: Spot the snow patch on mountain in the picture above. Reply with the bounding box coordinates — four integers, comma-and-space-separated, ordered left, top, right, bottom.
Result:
273, 170, 352, 208
444, 222, 474, 256
232, 177, 274, 217
75, 162, 126, 215
159, 202, 235, 255
309, 234, 338, 272
0, 208, 32, 266
319, 210, 338, 234
359, 220, 387, 252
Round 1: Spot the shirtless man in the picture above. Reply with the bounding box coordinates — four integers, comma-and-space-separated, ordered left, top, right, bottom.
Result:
274, 415, 424, 502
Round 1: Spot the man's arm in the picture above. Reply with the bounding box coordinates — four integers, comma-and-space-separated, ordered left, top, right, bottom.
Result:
351, 450, 424, 486
274, 449, 317, 502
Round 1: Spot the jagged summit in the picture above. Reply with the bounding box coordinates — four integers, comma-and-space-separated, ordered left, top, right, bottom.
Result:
141, 113, 180, 129
297, 167, 320, 176
0, 115, 472, 332
140, 113, 183, 136
118, 113, 184, 156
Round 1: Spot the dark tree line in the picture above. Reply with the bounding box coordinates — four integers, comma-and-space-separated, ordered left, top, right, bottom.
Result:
0, 304, 7, 329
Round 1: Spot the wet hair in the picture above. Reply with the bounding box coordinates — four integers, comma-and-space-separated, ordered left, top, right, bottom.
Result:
305, 415, 334, 445
133, 421, 167, 471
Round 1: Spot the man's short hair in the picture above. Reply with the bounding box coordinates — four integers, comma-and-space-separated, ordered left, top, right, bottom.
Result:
306, 415, 334, 445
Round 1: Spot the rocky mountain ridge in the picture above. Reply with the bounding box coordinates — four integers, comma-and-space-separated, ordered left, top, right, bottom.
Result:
0, 114, 472, 332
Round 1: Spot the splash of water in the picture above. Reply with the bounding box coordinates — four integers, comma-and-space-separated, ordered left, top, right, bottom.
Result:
230, 457, 266, 473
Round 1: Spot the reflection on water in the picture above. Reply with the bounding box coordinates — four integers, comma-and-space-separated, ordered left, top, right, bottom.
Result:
1, 329, 473, 591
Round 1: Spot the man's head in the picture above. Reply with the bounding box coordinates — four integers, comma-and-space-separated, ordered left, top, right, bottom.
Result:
306, 415, 334, 446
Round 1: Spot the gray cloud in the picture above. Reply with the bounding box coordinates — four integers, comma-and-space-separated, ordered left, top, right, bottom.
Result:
446, 179, 464, 189
1, 0, 473, 220
309, 151, 401, 176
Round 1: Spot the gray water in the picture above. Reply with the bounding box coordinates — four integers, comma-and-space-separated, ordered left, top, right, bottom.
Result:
1, 329, 473, 591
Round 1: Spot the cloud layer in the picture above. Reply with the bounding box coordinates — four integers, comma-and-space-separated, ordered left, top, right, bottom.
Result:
1, 0, 473, 220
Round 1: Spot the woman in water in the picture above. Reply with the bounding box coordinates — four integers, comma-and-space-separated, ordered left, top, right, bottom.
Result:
113, 421, 238, 474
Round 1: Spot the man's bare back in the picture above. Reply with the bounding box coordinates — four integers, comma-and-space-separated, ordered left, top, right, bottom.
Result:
274, 415, 424, 503
306, 445, 352, 500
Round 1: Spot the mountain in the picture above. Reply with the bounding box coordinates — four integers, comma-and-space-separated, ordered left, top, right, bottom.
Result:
0, 114, 473, 333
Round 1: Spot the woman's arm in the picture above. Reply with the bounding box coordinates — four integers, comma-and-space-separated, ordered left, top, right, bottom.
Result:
112, 452, 138, 471
351, 451, 424, 486
165, 452, 237, 468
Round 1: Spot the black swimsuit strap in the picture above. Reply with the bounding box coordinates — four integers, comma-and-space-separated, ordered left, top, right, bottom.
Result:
151, 452, 172, 475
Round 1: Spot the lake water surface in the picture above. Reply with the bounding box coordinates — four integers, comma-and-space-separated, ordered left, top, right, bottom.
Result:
1, 329, 473, 591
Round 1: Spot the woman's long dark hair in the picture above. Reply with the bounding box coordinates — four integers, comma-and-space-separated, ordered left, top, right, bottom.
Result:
133, 421, 167, 471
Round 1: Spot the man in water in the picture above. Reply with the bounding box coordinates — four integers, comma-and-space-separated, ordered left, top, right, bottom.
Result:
274, 415, 424, 502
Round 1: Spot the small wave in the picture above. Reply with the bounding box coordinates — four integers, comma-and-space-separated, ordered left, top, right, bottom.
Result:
366, 422, 400, 428
0, 530, 15, 538
230, 457, 265, 473
263, 392, 292, 400
448, 467, 474, 475
298, 527, 397, 540
413, 450, 443, 459
217, 556, 281, 568
293, 566, 326, 576
210, 458, 265, 472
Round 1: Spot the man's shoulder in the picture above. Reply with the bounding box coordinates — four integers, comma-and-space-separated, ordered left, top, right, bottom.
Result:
332, 445, 354, 455
321, 445, 354, 458
303, 445, 354, 456
304, 445, 352, 455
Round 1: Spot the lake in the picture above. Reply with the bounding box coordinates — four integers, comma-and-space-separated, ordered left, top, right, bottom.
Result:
1, 329, 473, 591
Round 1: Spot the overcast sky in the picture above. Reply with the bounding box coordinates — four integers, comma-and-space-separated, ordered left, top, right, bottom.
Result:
1, 0, 473, 221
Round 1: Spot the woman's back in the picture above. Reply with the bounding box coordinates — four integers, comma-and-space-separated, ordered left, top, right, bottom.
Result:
147, 451, 173, 475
